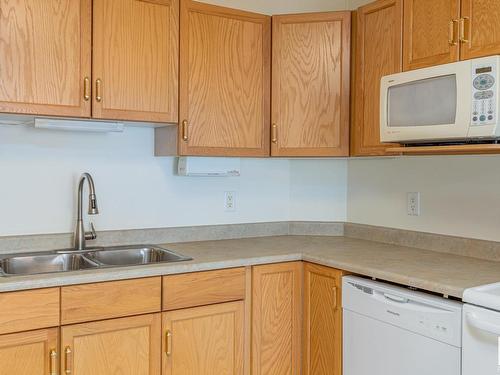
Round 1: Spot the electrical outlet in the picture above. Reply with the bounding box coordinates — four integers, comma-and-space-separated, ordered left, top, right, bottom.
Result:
224, 191, 236, 211
407, 192, 421, 216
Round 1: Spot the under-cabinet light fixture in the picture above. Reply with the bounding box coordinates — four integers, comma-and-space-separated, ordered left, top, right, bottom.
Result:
34, 118, 124, 133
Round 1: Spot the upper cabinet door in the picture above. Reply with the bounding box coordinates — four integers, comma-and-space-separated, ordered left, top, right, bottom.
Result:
352, 0, 402, 156
271, 12, 351, 157
92, 0, 178, 123
460, 0, 500, 60
179, 1, 271, 157
0, 0, 91, 117
403, 0, 460, 70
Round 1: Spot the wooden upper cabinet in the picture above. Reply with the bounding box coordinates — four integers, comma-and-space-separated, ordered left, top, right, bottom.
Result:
178, 1, 271, 157
460, 0, 500, 60
162, 301, 244, 375
92, 0, 178, 123
271, 12, 351, 157
252, 262, 302, 375
61, 314, 161, 375
0, 328, 59, 375
302, 263, 345, 375
0, 0, 91, 117
351, 0, 402, 156
403, 0, 460, 70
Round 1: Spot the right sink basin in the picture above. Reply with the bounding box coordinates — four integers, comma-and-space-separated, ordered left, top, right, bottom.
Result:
84, 245, 192, 267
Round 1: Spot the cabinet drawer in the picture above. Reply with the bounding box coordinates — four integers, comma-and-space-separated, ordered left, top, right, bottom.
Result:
0, 288, 60, 335
61, 277, 161, 324
163, 268, 246, 310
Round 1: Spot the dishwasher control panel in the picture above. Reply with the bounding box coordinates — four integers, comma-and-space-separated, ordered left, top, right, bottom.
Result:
342, 276, 463, 347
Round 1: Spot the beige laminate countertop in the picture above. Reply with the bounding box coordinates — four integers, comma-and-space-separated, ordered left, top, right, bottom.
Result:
0, 235, 499, 298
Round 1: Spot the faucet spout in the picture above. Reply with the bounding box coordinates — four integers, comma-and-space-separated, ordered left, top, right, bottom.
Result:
74, 173, 99, 250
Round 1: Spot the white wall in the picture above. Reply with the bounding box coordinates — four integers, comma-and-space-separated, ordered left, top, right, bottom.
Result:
198, 0, 349, 14
348, 0, 371, 9
0, 124, 347, 236
347, 156, 500, 242
290, 159, 347, 221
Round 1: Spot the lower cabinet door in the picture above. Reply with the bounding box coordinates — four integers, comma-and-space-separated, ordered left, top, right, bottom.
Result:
61, 313, 161, 375
303, 263, 344, 375
162, 301, 245, 375
251, 262, 303, 375
0, 328, 59, 375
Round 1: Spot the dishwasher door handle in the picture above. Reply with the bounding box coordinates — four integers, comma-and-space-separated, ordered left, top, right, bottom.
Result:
466, 312, 500, 335
383, 293, 410, 303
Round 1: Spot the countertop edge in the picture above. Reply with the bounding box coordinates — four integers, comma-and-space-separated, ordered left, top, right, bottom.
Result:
0, 249, 466, 299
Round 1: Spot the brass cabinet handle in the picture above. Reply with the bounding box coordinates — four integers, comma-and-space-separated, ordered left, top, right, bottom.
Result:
165, 330, 172, 356
49, 349, 58, 375
181, 120, 188, 142
95, 79, 102, 103
83, 77, 90, 101
448, 19, 459, 46
271, 123, 278, 144
64, 347, 72, 375
460, 17, 470, 43
332, 286, 338, 310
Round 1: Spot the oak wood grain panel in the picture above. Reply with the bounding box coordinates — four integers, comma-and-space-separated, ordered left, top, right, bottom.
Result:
460, 0, 500, 60
163, 267, 246, 311
351, 0, 401, 156
0, 288, 59, 335
179, 0, 271, 156
92, 0, 178, 122
403, 0, 459, 71
244, 267, 252, 375
61, 314, 161, 375
271, 12, 351, 157
61, 277, 161, 324
0, 328, 59, 375
163, 301, 244, 375
0, 0, 91, 117
302, 263, 345, 375
252, 262, 302, 375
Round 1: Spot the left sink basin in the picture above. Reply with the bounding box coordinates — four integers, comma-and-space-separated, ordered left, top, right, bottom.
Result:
0, 253, 100, 277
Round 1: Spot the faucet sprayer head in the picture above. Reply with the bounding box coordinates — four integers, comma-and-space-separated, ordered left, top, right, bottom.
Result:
88, 194, 99, 215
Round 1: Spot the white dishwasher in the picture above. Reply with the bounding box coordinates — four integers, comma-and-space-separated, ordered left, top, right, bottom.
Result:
342, 276, 463, 375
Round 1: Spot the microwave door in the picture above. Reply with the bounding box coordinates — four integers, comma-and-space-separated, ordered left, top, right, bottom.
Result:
381, 61, 471, 143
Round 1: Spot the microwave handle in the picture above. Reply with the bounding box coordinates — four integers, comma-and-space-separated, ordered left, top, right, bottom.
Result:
466, 312, 500, 335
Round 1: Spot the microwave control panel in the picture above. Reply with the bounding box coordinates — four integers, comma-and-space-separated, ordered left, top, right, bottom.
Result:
471, 61, 497, 126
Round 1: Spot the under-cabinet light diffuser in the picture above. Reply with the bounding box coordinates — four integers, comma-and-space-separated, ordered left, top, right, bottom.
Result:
34, 118, 124, 133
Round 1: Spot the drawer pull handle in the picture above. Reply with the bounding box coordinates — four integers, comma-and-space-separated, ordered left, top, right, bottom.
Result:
271, 123, 278, 144
50, 349, 58, 375
83, 77, 90, 101
64, 346, 72, 375
165, 330, 172, 356
332, 286, 338, 310
448, 19, 458, 46
181, 120, 188, 141
95, 79, 103, 103
460, 17, 470, 43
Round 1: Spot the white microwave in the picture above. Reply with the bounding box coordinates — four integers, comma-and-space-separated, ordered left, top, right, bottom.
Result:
380, 56, 500, 144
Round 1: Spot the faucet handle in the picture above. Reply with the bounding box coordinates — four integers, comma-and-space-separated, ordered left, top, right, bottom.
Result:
85, 222, 97, 241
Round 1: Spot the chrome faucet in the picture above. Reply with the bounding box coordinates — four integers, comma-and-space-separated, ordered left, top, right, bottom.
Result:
74, 173, 99, 250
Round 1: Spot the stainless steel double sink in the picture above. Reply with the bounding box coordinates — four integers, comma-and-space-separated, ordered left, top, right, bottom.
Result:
0, 245, 192, 277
